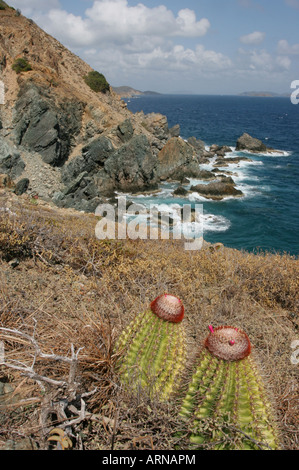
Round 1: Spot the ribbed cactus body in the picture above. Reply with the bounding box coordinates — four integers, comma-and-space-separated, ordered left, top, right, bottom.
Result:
180, 326, 279, 450
115, 295, 186, 401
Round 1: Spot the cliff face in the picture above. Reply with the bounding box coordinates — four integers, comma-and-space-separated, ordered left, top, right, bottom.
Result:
0, 6, 181, 211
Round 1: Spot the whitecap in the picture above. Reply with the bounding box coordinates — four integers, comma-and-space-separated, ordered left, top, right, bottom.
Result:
173, 212, 231, 237
188, 192, 210, 202
240, 149, 291, 158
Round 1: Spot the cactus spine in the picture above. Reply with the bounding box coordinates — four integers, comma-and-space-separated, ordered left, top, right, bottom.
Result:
180, 326, 279, 450
115, 294, 186, 401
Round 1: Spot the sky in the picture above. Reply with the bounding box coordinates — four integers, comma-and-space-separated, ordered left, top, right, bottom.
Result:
8, 0, 299, 94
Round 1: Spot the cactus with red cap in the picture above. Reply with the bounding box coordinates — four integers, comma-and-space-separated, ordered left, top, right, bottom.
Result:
115, 294, 186, 401
180, 325, 279, 450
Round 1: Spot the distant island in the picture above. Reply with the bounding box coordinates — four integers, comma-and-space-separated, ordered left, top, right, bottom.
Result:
112, 86, 162, 98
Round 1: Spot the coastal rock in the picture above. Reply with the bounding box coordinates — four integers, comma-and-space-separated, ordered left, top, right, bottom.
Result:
13, 83, 84, 166
157, 137, 203, 181
195, 170, 217, 180
141, 113, 170, 141
14, 178, 30, 196
116, 119, 134, 143
216, 146, 233, 157
173, 186, 189, 196
214, 155, 252, 167
201, 150, 215, 160
209, 145, 232, 157
187, 136, 206, 155
104, 134, 158, 192
236, 133, 268, 153
190, 181, 243, 200
62, 135, 115, 185
210, 144, 220, 153
0, 140, 25, 178
169, 124, 180, 138
59, 134, 158, 209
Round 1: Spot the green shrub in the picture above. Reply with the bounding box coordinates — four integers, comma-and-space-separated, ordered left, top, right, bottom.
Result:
84, 71, 110, 94
12, 57, 32, 74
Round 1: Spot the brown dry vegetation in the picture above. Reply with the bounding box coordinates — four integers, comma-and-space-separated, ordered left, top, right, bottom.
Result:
0, 190, 298, 450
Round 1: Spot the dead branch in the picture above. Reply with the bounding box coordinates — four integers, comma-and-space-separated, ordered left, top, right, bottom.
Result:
0, 326, 83, 389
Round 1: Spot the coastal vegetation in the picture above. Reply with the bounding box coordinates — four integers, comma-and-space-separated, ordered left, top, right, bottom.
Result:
83, 70, 110, 94
0, 193, 298, 450
12, 57, 32, 74
0, 1, 8, 10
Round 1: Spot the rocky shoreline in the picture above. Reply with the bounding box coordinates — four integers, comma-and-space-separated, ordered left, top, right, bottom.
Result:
0, 7, 282, 213
0, 90, 279, 210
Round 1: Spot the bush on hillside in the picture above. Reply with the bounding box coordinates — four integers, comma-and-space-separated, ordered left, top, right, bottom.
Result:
12, 57, 32, 74
84, 70, 110, 94
0, 0, 9, 10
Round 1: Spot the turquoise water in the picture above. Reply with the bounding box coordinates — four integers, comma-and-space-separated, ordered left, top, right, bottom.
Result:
125, 95, 299, 256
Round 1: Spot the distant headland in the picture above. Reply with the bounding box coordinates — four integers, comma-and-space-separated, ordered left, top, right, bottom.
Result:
112, 86, 162, 98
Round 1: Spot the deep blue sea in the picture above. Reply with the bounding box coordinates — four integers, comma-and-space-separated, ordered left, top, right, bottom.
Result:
124, 95, 299, 256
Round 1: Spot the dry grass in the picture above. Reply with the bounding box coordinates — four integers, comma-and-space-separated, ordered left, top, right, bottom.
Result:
0, 191, 298, 450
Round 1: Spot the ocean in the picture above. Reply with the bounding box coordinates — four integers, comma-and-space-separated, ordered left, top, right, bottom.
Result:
124, 95, 298, 256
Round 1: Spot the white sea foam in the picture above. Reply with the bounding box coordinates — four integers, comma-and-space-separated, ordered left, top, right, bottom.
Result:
124, 201, 231, 236
201, 213, 231, 232
188, 192, 209, 202
241, 149, 291, 157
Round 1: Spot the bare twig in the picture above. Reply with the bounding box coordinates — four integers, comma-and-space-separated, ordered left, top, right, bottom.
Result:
0, 326, 83, 389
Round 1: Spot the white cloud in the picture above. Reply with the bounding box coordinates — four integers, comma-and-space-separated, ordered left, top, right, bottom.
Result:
134, 44, 232, 73
30, 0, 228, 86
9, 0, 60, 15
38, 0, 210, 49
276, 55, 291, 70
240, 31, 265, 45
10, 0, 294, 93
249, 49, 273, 71
84, 42, 232, 84
277, 39, 299, 55
175, 9, 210, 37
237, 48, 291, 75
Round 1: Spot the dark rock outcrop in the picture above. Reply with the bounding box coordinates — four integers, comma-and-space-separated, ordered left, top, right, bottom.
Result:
169, 124, 180, 138
62, 135, 115, 183
236, 133, 269, 153
13, 83, 84, 166
116, 119, 134, 143
173, 186, 189, 196
59, 133, 158, 211
157, 137, 204, 181
14, 178, 29, 196
214, 155, 252, 167
104, 134, 158, 192
191, 181, 243, 200
141, 113, 169, 142
0, 140, 25, 178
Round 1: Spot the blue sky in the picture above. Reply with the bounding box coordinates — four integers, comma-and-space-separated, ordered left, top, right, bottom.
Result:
8, 0, 299, 94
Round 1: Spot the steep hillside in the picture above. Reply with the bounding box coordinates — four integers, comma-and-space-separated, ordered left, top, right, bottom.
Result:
0, 6, 253, 214
0, 6, 182, 211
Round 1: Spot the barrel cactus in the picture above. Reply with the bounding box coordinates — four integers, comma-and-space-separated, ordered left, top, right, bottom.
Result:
115, 294, 186, 401
180, 325, 279, 450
